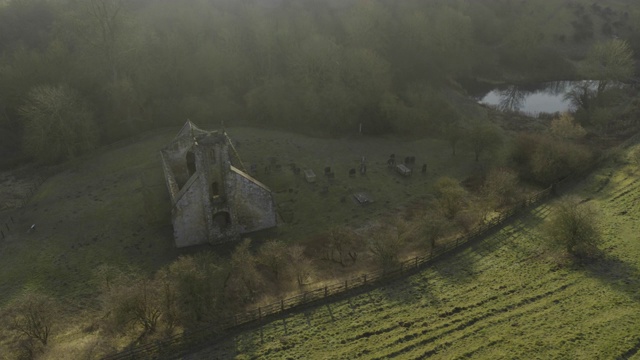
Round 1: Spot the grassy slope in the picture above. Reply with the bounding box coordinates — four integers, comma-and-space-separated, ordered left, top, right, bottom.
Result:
190, 146, 640, 359
0, 131, 178, 305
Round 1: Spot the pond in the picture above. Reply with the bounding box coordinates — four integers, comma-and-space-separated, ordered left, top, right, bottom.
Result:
467, 80, 605, 116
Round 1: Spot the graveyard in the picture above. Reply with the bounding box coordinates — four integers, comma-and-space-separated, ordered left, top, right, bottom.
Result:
219, 126, 486, 242
0, 125, 488, 306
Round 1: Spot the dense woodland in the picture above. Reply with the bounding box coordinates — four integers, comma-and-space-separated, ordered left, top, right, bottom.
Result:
1, 0, 640, 166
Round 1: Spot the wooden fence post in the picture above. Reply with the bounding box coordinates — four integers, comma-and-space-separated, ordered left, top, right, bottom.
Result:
324, 286, 328, 297
400, 263, 403, 274
258, 307, 262, 322
415, 257, 418, 268
345, 279, 348, 291
363, 274, 367, 285
281, 299, 285, 312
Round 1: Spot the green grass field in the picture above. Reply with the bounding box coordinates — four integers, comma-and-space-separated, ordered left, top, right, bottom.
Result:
187, 146, 640, 359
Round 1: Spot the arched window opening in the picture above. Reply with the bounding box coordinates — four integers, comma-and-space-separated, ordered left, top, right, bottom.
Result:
186, 151, 196, 177
212, 211, 231, 231
211, 181, 220, 198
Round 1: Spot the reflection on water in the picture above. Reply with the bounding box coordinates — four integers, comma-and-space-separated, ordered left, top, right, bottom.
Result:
480, 82, 574, 115
478, 81, 595, 115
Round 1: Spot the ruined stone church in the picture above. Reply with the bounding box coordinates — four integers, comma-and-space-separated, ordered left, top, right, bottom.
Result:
160, 121, 277, 247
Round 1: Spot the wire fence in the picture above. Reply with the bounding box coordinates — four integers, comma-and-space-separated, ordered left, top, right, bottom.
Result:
97, 128, 640, 360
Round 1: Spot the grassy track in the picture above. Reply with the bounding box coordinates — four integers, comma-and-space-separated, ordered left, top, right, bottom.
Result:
189, 147, 640, 359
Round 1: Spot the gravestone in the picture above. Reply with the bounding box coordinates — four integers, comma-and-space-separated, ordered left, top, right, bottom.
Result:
304, 169, 316, 183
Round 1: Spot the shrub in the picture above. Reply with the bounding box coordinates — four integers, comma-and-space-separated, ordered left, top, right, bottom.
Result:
545, 196, 601, 260
483, 167, 520, 207
434, 177, 467, 219
550, 112, 586, 140
161, 253, 227, 328
510, 134, 594, 185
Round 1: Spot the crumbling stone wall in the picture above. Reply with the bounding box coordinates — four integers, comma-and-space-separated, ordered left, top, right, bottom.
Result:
161, 121, 277, 248
226, 167, 277, 234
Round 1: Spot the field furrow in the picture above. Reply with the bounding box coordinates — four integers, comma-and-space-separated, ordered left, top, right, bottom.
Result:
191, 154, 640, 359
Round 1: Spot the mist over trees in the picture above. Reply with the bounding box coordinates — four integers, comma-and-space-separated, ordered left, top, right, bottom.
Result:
0, 0, 638, 164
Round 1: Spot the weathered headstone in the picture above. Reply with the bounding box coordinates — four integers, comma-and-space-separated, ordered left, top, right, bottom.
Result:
304, 169, 316, 183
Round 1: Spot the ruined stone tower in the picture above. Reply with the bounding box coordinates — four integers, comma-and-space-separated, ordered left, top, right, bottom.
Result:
160, 121, 277, 247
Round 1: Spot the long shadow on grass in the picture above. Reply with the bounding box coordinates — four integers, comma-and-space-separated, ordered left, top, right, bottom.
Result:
582, 254, 640, 303
420, 204, 552, 298
580, 253, 640, 359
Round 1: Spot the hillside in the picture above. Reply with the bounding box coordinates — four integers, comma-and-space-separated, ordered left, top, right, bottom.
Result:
188, 144, 640, 359
0, 124, 486, 308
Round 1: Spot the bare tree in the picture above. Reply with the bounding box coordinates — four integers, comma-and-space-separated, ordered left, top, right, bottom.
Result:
443, 123, 465, 156
257, 239, 288, 281
466, 122, 504, 162
228, 239, 264, 303
328, 226, 361, 265
580, 39, 635, 97
368, 225, 403, 270
421, 211, 447, 250
102, 273, 163, 334
19, 84, 98, 164
5, 291, 57, 347
288, 245, 314, 286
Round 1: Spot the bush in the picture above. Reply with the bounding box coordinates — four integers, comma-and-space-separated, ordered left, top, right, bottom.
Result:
161, 253, 227, 328
483, 167, 520, 207
545, 196, 601, 260
434, 177, 467, 219
550, 112, 586, 140
510, 134, 594, 185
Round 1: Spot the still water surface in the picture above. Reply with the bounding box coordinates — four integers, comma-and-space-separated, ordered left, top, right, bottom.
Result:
476, 81, 599, 115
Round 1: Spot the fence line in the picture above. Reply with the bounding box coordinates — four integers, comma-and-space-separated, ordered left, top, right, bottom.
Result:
101, 184, 556, 360
101, 130, 640, 360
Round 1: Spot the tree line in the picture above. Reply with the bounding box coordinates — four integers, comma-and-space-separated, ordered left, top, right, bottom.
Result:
1, 0, 639, 164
